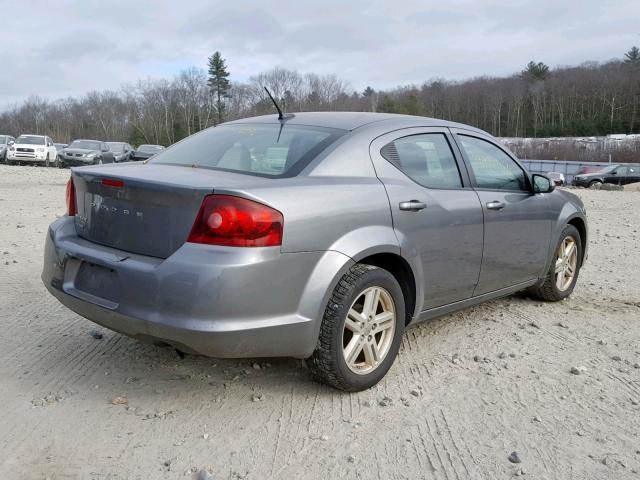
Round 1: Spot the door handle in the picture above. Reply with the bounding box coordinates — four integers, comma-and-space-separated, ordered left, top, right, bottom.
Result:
399, 200, 427, 211
486, 201, 505, 210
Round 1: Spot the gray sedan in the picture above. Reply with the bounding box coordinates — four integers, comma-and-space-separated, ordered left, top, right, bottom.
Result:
42, 112, 588, 391
59, 139, 115, 167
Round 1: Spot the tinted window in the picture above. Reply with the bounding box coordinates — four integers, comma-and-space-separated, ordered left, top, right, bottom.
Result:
151, 124, 345, 177
615, 166, 627, 175
380, 133, 462, 189
0, 136, 6, 144
458, 135, 528, 191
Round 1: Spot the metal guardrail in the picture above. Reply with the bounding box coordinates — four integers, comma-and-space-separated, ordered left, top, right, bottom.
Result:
520, 159, 612, 182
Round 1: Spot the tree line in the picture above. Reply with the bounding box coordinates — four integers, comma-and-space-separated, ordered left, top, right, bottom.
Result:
1, 47, 639, 149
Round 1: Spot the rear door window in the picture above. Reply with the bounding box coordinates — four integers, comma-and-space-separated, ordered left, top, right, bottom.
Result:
380, 133, 462, 189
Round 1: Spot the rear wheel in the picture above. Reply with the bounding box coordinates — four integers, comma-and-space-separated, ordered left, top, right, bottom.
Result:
308, 264, 405, 391
529, 224, 582, 301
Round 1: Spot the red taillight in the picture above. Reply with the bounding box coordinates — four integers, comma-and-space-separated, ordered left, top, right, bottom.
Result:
66, 177, 77, 216
187, 195, 283, 247
102, 178, 124, 188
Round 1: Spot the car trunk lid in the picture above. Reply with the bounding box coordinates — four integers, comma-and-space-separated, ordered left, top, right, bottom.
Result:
71, 163, 269, 258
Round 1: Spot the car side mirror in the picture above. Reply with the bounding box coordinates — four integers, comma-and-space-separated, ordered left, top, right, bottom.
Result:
611, 171, 617, 175
8, 141, 14, 145
532, 174, 554, 194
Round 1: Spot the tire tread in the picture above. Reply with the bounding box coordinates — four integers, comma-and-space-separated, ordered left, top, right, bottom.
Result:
309, 264, 379, 391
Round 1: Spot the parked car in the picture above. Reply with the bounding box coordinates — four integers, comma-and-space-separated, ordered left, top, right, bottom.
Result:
131, 144, 164, 161
576, 166, 601, 175
58, 139, 115, 167
0, 134, 16, 163
546, 172, 565, 186
6, 134, 58, 166
42, 112, 588, 391
107, 142, 134, 162
572, 164, 640, 188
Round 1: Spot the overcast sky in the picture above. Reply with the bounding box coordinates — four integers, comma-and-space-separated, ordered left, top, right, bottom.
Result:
2, 0, 638, 109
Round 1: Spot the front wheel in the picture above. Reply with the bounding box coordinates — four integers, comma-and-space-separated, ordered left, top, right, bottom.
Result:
45, 153, 50, 167
588, 180, 602, 189
529, 224, 582, 301
308, 264, 405, 391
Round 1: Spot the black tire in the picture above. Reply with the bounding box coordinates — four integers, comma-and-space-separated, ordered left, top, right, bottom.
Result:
588, 180, 602, 189
45, 153, 50, 167
529, 224, 582, 302
308, 264, 405, 391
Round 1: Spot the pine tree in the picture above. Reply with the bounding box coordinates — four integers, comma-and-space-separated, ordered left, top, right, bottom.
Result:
524, 61, 550, 81
624, 46, 640, 66
207, 52, 231, 123
362, 86, 375, 97
362, 86, 376, 111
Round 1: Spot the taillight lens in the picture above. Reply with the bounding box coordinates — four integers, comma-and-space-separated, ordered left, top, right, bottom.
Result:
66, 177, 77, 216
187, 195, 283, 247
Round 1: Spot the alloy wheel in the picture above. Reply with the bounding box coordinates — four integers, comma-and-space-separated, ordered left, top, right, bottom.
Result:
555, 236, 578, 291
342, 286, 396, 374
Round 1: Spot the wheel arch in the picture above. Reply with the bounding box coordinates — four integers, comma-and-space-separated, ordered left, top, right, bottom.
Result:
567, 215, 587, 266
356, 252, 417, 326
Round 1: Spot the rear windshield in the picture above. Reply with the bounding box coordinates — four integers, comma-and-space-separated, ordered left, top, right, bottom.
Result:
150, 123, 345, 177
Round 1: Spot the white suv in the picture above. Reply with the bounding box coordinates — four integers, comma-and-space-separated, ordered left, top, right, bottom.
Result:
7, 134, 58, 166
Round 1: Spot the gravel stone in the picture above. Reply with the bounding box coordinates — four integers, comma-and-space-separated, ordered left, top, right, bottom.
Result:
508, 451, 522, 464
197, 470, 213, 480
89, 330, 103, 340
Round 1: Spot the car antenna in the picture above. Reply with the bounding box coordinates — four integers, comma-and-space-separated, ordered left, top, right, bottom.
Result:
263, 87, 293, 121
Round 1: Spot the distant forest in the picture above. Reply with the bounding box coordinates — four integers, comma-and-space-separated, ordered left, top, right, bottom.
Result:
1, 47, 639, 148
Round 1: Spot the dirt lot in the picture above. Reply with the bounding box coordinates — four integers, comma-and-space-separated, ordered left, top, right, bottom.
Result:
0, 164, 639, 480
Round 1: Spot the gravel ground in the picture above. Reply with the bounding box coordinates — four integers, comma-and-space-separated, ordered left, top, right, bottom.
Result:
0, 164, 639, 480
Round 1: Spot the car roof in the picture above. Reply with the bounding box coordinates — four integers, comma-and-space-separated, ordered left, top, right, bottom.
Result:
225, 111, 489, 134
